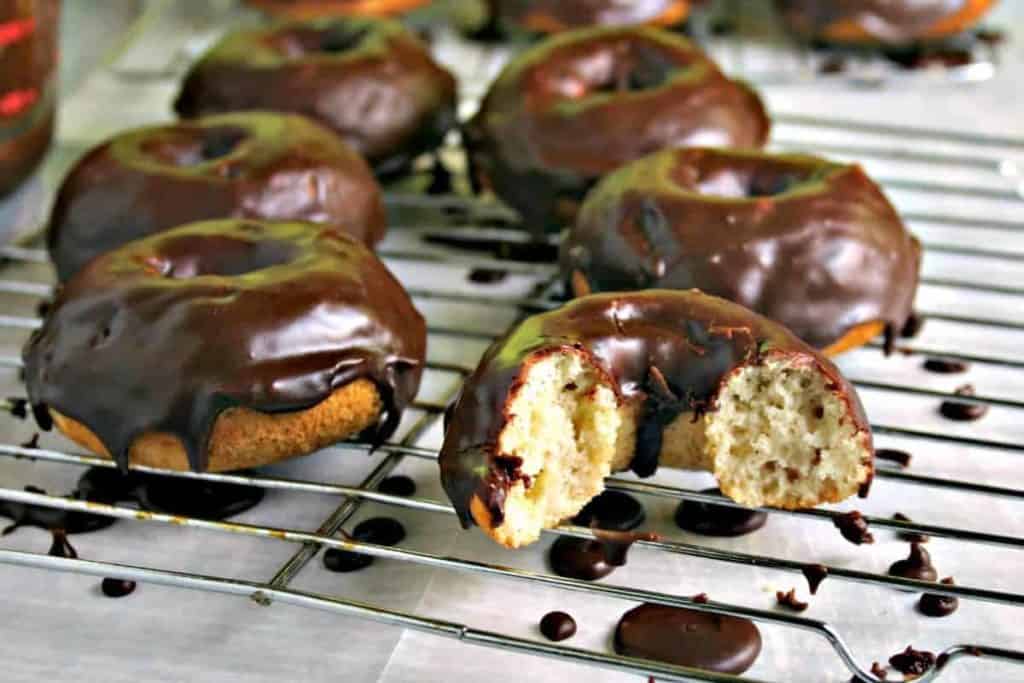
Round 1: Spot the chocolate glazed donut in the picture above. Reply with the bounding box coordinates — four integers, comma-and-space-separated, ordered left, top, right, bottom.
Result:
47, 112, 385, 282
561, 147, 921, 353
243, 0, 431, 19
775, 0, 997, 44
24, 219, 426, 474
464, 26, 769, 236
486, 0, 690, 34
175, 17, 457, 177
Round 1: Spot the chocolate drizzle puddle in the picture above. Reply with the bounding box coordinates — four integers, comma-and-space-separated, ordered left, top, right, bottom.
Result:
939, 384, 988, 421
323, 516, 407, 573
378, 475, 416, 497
675, 488, 767, 537
101, 578, 137, 598
539, 611, 576, 641
888, 542, 937, 582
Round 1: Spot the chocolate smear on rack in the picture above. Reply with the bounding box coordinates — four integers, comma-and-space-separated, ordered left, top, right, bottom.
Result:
833, 510, 874, 545
888, 543, 937, 582
803, 564, 828, 594
539, 611, 576, 641
939, 384, 988, 421
675, 488, 767, 536
876, 449, 912, 468
889, 645, 935, 677
614, 603, 762, 674
918, 577, 959, 617
775, 588, 809, 612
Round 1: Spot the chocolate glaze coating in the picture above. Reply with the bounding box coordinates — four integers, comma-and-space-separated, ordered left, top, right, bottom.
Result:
175, 18, 457, 176
244, 0, 430, 18
489, 0, 689, 34
47, 112, 385, 281
439, 290, 871, 529
775, 0, 995, 44
464, 26, 769, 235
562, 147, 921, 349
614, 603, 762, 674
24, 219, 426, 473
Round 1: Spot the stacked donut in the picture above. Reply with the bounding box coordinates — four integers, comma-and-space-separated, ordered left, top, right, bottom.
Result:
24, 3, 939, 562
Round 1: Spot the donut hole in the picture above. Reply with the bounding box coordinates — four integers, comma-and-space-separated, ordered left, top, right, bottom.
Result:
142, 126, 248, 167
271, 24, 370, 57
141, 235, 299, 279
692, 167, 811, 199
704, 358, 871, 509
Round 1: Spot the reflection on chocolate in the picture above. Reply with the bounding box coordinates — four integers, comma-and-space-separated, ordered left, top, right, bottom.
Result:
614, 603, 762, 674
467, 267, 509, 285
101, 578, 137, 598
675, 488, 767, 537
892, 512, 929, 543
572, 490, 645, 531
833, 510, 874, 545
939, 384, 988, 421
923, 357, 968, 374
775, 588, 809, 612
378, 475, 416, 497
876, 448, 912, 468
47, 529, 77, 559
888, 543, 937, 582
889, 646, 935, 677
539, 611, 576, 641
803, 564, 828, 594
918, 577, 959, 617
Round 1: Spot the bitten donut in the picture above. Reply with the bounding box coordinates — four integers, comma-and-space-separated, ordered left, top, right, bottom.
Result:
561, 147, 921, 354
24, 219, 426, 473
47, 112, 384, 282
485, 0, 690, 34
440, 290, 873, 548
175, 17, 457, 177
464, 26, 769, 234
775, 0, 997, 44
244, 0, 430, 19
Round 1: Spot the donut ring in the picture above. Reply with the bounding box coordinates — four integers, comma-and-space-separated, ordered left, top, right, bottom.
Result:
175, 17, 457, 177
775, 0, 997, 44
561, 147, 921, 352
440, 290, 873, 548
464, 26, 769, 235
244, 0, 431, 19
47, 112, 385, 282
24, 219, 426, 473
487, 0, 690, 34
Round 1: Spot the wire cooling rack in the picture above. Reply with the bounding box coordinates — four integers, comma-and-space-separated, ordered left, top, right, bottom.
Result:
1, 2, 1023, 682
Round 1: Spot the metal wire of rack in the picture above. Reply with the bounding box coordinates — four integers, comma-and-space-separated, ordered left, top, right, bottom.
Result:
1, 4, 1024, 683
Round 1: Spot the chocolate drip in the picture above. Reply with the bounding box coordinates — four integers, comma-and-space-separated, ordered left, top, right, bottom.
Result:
562, 147, 920, 349
539, 611, 576, 641
876, 448, 912, 467
939, 384, 988, 421
47, 529, 77, 559
775, 588, 809, 612
674, 487, 767, 537
175, 17, 456, 176
322, 516, 407, 573
549, 536, 616, 581
614, 603, 762, 674
892, 512, 929, 543
572, 490, 645, 531
440, 291, 871, 530
888, 542, 938, 582
101, 578, 137, 598
923, 357, 968, 374
918, 577, 959, 617
378, 475, 416, 497
833, 510, 874, 545
47, 112, 386, 281
803, 564, 828, 594
25, 220, 426, 473
889, 646, 936, 677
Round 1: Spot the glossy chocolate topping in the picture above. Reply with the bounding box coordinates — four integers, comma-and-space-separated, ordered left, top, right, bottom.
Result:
464, 26, 769, 234
439, 290, 870, 529
47, 112, 385, 281
175, 17, 457, 176
775, 0, 992, 43
490, 0, 688, 33
562, 147, 921, 349
24, 219, 426, 473
614, 603, 762, 674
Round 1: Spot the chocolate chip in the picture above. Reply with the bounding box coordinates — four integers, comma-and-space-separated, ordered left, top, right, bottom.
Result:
889, 646, 935, 677
775, 588, 809, 612
833, 510, 874, 545
888, 543, 937, 582
939, 384, 988, 421
378, 475, 416, 497
539, 611, 576, 641
918, 577, 959, 617
876, 449, 912, 468
923, 358, 968, 374
101, 578, 137, 598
